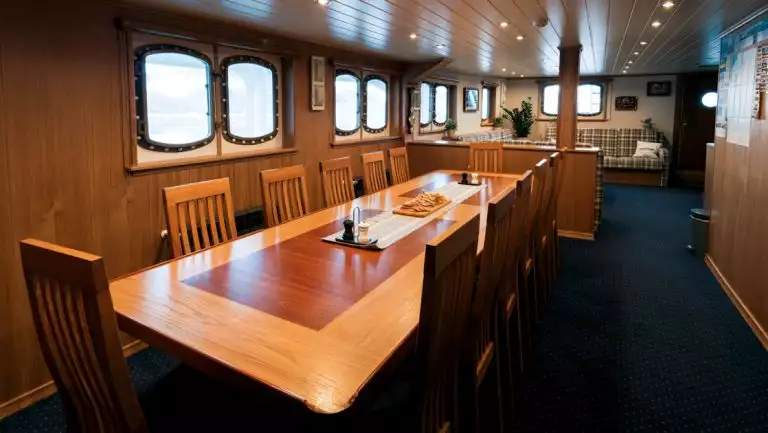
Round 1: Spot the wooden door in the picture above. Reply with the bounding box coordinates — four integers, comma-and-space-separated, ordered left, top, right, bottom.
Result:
675, 72, 718, 172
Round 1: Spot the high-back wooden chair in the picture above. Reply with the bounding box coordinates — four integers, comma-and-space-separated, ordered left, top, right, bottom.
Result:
511, 171, 534, 369
525, 159, 549, 321
163, 178, 238, 258
414, 212, 480, 433
320, 156, 356, 208
460, 184, 517, 433
550, 152, 565, 268
388, 147, 411, 185
469, 142, 503, 173
19, 239, 147, 433
361, 151, 388, 194
260, 165, 311, 228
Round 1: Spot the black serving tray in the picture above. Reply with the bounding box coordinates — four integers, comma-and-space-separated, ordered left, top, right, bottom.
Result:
335, 235, 379, 248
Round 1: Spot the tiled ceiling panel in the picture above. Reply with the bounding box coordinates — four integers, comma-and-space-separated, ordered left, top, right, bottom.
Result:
120, 0, 767, 77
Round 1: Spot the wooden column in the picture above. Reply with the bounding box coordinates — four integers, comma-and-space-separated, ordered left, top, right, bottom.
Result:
556, 45, 582, 149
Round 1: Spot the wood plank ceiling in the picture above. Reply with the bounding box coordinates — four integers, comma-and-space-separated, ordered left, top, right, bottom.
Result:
121, 0, 767, 77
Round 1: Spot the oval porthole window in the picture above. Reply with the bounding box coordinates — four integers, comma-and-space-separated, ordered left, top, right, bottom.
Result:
701, 92, 717, 108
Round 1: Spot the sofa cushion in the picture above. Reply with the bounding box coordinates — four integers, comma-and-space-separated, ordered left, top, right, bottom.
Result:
617, 129, 662, 157
633, 140, 662, 158
604, 156, 663, 171
579, 128, 619, 156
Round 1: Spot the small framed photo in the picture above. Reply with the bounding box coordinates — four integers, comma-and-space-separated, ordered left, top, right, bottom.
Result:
647, 81, 672, 96
615, 96, 638, 111
464, 88, 479, 112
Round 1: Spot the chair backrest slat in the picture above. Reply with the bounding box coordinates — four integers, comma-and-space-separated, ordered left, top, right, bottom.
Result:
163, 178, 237, 258
20, 239, 147, 433
260, 165, 311, 228
469, 142, 503, 173
320, 157, 355, 208
526, 159, 549, 260
415, 213, 480, 433
361, 151, 388, 194
389, 147, 411, 185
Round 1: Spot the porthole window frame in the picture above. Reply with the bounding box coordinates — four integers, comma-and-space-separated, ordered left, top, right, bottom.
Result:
432, 83, 449, 127
134, 44, 215, 153
362, 74, 388, 134
539, 82, 606, 118
219, 55, 279, 145
419, 82, 434, 128
334, 69, 362, 136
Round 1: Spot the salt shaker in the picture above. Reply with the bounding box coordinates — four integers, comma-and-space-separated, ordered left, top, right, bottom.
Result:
358, 222, 370, 243
471, 172, 479, 183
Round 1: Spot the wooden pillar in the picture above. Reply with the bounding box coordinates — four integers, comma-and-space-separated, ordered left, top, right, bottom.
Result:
557, 45, 582, 149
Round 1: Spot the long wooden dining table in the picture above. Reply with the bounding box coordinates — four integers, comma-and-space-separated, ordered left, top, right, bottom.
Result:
110, 169, 522, 415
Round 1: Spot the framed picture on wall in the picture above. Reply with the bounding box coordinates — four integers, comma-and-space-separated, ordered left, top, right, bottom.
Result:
464, 88, 479, 112
615, 96, 638, 111
647, 81, 672, 96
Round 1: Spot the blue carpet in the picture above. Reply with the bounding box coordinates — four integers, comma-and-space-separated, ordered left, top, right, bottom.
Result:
513, 185, 768, 432
2, 185, 767, 432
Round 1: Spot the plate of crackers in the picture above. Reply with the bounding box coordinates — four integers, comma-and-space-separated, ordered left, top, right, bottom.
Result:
394, 192, 451, 217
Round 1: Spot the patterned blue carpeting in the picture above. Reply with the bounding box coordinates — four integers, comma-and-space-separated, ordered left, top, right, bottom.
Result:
1, 185, 767, 432
513, 185, 768, 432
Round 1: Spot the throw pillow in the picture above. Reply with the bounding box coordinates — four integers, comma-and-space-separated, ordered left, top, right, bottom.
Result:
633, 140, 662, 159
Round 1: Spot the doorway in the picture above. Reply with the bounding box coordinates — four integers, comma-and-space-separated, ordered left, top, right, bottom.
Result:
673, 72, 718, 187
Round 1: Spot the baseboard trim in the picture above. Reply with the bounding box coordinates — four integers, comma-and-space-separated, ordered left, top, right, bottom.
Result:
0, 340, 148, 419
705, 255, 768, 351
558, 230, 595, 241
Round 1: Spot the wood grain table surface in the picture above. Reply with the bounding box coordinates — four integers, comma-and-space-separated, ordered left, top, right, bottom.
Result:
109, 170, 522, 415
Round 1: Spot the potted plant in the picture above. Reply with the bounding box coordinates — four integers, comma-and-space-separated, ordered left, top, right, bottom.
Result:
444, 118, 457, 139
641, 118, 654, 131
502, 97, 534, 138
492, 116, 504, 130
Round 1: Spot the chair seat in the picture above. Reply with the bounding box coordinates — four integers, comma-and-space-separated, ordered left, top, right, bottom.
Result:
604, 156, 663, 171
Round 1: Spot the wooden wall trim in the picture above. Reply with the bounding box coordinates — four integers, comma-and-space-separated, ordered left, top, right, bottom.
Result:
705, 255, 768, 351
0, 340, 148, 419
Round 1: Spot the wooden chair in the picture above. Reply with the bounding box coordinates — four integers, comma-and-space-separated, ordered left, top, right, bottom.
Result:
521, 159, 549, 330
533, 158, 555, 315
388, 147, 411, 185
320, 156, 356, 208
19, 239, 148, 433
361, 151, 388, 194
499, 171, 533, 407
415, 212, 481, 433
463, 183, 519, 432
260, 165, 311, 227
163, 178, 238, 258
469, 142, 503, 173
545, 153, 563, 296
550, 152, 565, 271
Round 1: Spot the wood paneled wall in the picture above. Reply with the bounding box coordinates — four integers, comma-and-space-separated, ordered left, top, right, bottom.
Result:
406, 142, 599, 238
706, 14, 768, 349
0, 0, 406, 410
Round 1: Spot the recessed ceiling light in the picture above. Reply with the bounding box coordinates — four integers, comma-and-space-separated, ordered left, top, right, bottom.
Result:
622, 70, 627, 74
511, 71, 516, 75
633, 51, 640, 55
502, 68, 507, 72
640, 41, 648, 45
662, 1, 674, 9
315, 0, 330, 5
628, 60, 634, 64
409, 33, 417, 39
652, 21, 662, 28
500, 21, 509, 28
520, 74, 525, 78
516, 35, 525, 41
436, 44, 446, 49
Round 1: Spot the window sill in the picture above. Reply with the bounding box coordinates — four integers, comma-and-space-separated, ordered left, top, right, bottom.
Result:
536, 117, 609, 122
127, 147, 298, 175
331, 136, 404, 147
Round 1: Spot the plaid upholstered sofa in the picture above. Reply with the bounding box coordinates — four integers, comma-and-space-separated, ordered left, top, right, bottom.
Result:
545, 125, 670, 186
455, 129, 514, 142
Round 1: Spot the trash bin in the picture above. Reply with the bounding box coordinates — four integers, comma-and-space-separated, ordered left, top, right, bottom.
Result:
688, 208, 710, 259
